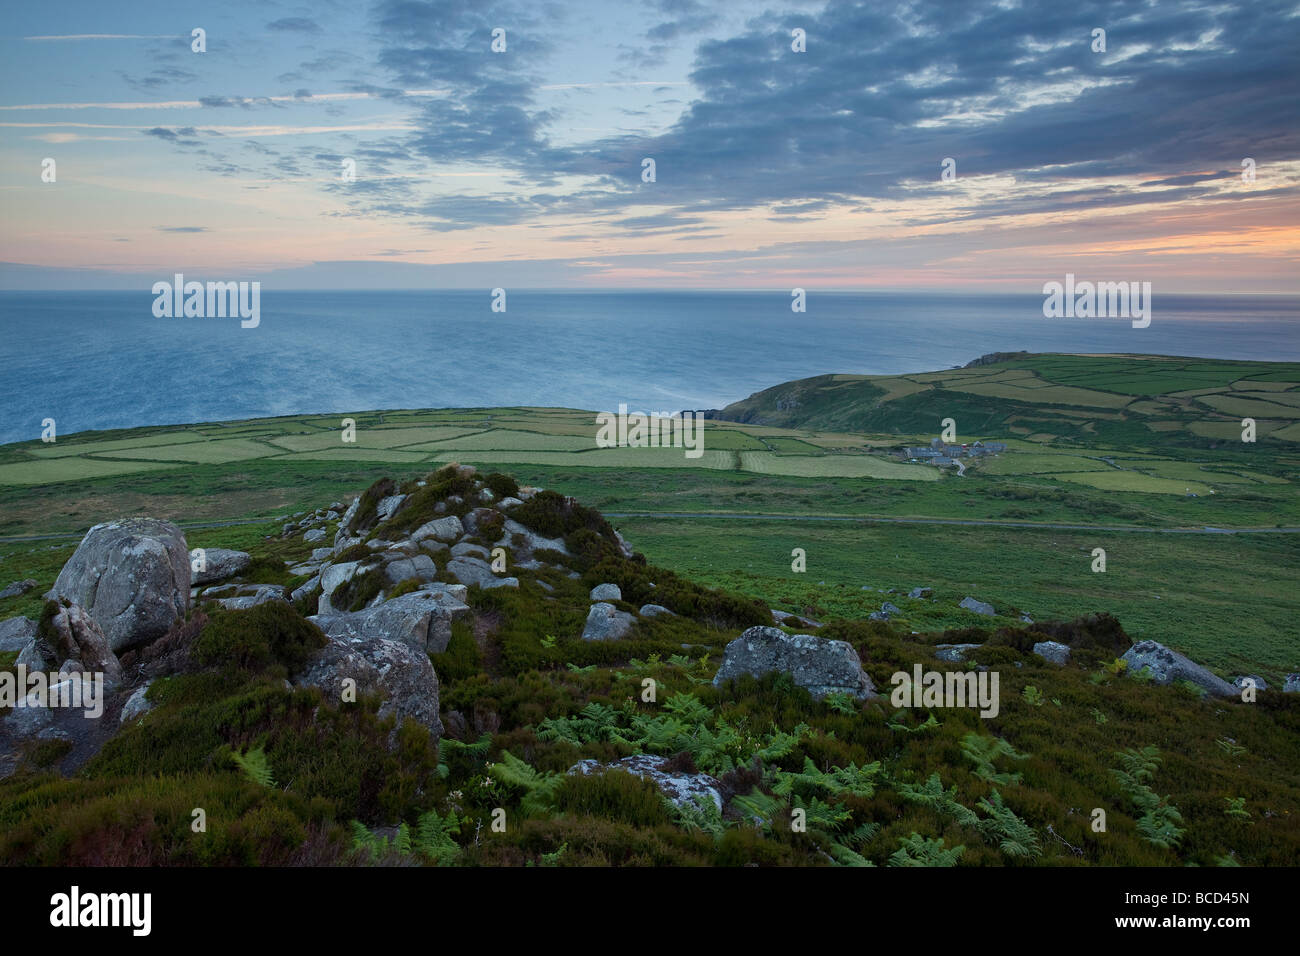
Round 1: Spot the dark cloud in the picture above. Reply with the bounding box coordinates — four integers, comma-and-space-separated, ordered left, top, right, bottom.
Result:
336, 0, 1300, 233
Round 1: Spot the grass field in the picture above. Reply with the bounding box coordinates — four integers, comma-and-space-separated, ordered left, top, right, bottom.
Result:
614, 516, 1300, 682
0, 353, 1295, 687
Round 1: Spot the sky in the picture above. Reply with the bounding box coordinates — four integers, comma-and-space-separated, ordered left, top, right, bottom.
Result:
0, 0, 1297, 291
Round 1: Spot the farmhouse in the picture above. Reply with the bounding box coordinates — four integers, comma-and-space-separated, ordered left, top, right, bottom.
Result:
898, 436, 1007, 467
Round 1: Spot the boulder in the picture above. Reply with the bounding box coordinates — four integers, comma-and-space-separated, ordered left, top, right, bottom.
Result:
582, 602, 636, 641
310, 547, 335, 562
119, 680, 155, 724
450, 541, 490, 561
571, 755, 721, 811
881, 602, 901, 616
1121, 640, 1237, 697
0, 616, 37, 652
497, 496, 523, 509
908, 587, 933, 600
303, 527, 327, 543
412, 516, 464, 544
770, 609, 822, 629
381, 553, 438, 587
498, 518, 567, 556
1033, 641, 1071, 666
935, 643, 981, 662
290, 575, 321, 604
446, 556, 517, 589
46, 518, 190, 653
215, 585, 288, 611
375, 494, 407, 523
713, 626, 876, 699
26, 603, 123, 690
318, 560, 364, 615
1233, 675, 1267, 691
1282, 674, 1299, 694
959, 596, 996, 616
461, 508, 498, 537
613, 531, 635, 560
0, 579, 37, 600
333, 497, 360, 546
293, 633, 443, 739
590, 583, 622, 602
639, 604, 675, 618
311, 590, 470, 655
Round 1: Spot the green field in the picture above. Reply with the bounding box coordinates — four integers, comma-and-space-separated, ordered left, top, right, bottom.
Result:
0, 352, 1296, 681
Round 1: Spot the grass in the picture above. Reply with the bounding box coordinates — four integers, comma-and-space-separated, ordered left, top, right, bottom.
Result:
613, 516, 1300, 681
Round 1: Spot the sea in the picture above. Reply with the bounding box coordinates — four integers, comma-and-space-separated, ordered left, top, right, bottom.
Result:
1, 290, 1298, 445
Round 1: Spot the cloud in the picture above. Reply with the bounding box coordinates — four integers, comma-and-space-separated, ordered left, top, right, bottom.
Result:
156, 226, 210, 233
267, 18, 322, 34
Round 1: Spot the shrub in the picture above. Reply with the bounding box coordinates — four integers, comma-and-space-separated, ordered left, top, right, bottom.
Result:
192, 602, 327, 675
554, 770, 674, 827
483, 472, 520, 500
385, 467, 478, 533
352, 477, 398, 533
513, 490, 615, 542
332, 568, 384, 613
475, 510, 505, 542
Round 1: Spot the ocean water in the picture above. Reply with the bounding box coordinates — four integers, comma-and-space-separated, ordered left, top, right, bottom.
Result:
1, 290, 1298, 445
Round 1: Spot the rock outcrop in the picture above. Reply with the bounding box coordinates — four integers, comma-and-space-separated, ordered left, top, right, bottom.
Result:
582, 602, 635, 641
190, 548, 251, 585
713, 626, 876, 699
310, 588, 469, 655
293, 633, 444, 739
1121, 640, 1237, 697
571, 755, 722, 811
46, 518, 190, 653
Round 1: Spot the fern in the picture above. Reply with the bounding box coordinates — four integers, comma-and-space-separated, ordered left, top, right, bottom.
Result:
671, 792, 729, 839
731, 789, 784, 832
772, 757, 882, 800
896, 772, 980, 828
827, 841, 875, 866
1223, 796, 1250, 820
413, 809, 461, 865
888, 833, 964, 867
888, 712, 940, 734
394, 822, 412, 856
977, 790, 1042, 858
824, 691, 859, 715
231, 745, 275, 788
960, 732, 1029, 786
436, 732, 492, 780
489, 751, 565, 814
1110, 746, 1185, 851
